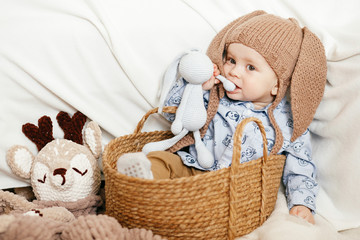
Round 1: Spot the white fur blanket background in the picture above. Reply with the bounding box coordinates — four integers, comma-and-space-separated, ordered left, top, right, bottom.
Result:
1, 0, 359, 239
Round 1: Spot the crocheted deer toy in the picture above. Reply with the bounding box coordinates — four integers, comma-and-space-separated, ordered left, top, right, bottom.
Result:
6, 111, 102, 203
1, 112, 166, 239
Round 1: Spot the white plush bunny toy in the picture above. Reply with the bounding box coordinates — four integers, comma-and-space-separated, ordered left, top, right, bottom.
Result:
142, 50, 235, 169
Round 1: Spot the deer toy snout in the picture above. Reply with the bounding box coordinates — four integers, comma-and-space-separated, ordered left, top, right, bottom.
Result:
53, 168, 67, 185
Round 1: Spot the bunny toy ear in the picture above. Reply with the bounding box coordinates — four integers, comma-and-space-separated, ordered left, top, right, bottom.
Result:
290, 27, 327, 142
157, 51, 191, 114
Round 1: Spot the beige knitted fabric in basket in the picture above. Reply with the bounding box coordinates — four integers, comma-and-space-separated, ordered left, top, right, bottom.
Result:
103, 107, 286, 240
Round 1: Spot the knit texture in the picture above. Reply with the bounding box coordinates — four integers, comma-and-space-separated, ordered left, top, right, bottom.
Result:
0, 190, 37, 214
0, 215, 64, 240
22, 115, 54, 151
0, 190, 164, 240
170, 84, 225, 153
62, 214, 165, 240
205, 10, 327, 153
33, 194, 102, 218
143, 51, 215, 168
7, 112, 103, 203
56, 111, 87, 145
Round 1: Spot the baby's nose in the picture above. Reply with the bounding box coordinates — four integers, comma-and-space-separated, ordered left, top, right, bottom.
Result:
229, 66, 242, 79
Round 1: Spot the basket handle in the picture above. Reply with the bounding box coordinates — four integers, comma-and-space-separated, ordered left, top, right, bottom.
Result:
133, 106, 177, 134
231, 117, 268, 168
228, 117, 269, 240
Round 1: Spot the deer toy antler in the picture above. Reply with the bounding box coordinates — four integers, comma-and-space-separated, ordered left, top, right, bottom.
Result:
56, 111, 87, 144
22, 116, 55, 151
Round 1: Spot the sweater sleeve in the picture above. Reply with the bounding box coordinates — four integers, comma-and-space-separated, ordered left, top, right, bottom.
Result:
282, 128, 319, 212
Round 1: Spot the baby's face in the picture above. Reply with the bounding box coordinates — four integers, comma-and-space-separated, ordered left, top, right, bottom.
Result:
223, 43, 278, 109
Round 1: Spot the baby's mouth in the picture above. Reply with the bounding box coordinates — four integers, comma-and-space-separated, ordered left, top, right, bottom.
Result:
227, 85, 241, 94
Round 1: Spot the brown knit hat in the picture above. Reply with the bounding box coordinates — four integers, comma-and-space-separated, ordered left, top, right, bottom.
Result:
207, 10, 327, 153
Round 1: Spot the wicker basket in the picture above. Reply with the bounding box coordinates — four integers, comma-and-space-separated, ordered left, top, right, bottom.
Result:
103, 107, 286, 240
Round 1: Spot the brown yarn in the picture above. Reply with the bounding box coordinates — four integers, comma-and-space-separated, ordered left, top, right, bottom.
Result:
289, 27, 327, 142
0, 189, 163, 240
21, 111, 88, 151
103, 108, 286, 239
61, 215, 165, 240
0, 190, 37, 214
61, 215, 123, 240
0, 215, 64, 240
0, 203, 163, 240
56, 111, 87, 145
33, 194, 102, 218
22, 115, 54, 151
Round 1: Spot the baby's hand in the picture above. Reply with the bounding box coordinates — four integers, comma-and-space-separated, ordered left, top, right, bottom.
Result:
202, 64, 220, 90
289, 205, 315, 224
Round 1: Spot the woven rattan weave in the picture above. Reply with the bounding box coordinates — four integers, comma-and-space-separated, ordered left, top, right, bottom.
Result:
103, 107, 285, 240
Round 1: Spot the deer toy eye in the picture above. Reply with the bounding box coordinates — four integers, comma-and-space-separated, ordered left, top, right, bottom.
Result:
70, 153, 92, 178
72, 168, 88, 176
38, 174, 46, 183
33, 162, 50, 185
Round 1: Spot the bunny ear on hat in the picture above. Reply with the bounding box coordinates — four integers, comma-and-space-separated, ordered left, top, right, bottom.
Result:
206, 10, 266, 73
289, 27, 327, 142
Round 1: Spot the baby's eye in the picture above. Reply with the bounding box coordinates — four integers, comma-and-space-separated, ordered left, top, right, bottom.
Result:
247, 65, 255, 71
73, 167, 88, 176
227, 58, 236, 64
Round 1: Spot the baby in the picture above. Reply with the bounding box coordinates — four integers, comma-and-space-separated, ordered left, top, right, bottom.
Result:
117, 10, 327, 224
